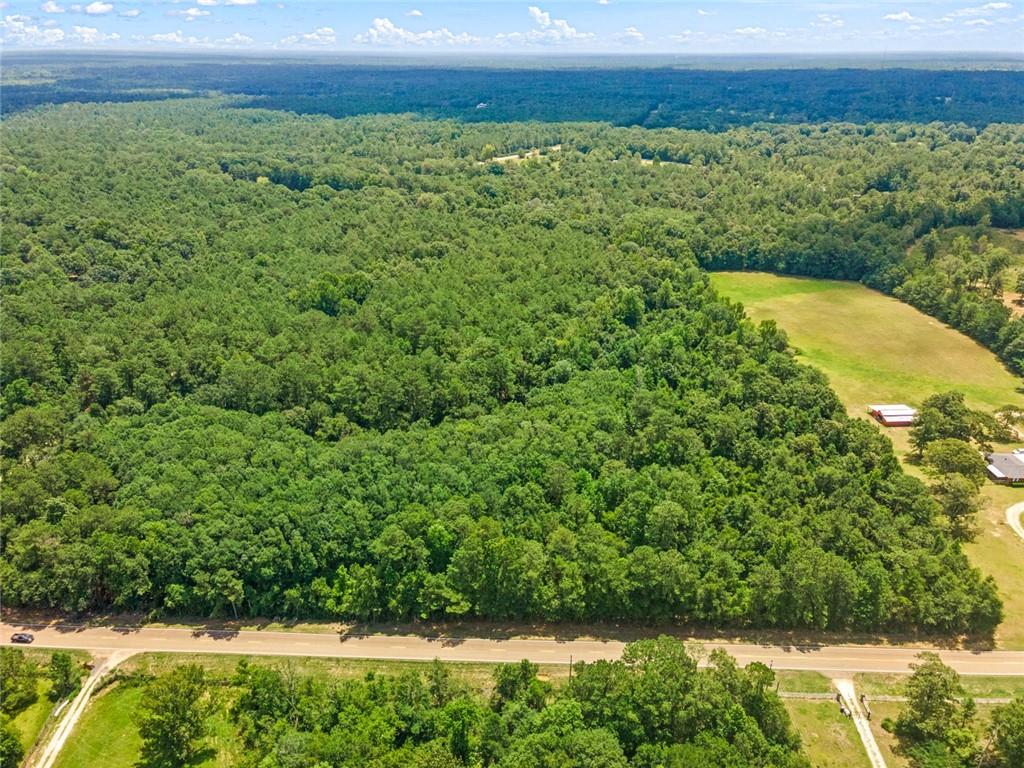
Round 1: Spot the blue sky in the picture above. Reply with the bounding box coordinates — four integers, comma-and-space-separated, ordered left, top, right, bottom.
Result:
2, 1, 1022, 53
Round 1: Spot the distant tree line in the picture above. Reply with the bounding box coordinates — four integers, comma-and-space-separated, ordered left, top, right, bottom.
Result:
3, 60, 1023, 129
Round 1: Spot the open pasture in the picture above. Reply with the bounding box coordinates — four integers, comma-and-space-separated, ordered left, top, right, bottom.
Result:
710, 272, 1020, 416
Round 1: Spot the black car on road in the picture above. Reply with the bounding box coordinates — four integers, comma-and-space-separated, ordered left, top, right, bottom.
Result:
10, 632, 34, 644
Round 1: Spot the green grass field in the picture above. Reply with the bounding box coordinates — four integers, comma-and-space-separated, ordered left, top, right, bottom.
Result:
710, 271, 1024, 648
11, 678, 56, 755
52, 680, 241, 768
52, 682, 145, 768
710, 272, 1021, 415
774, 670, 835, 694
782, 700, 868, 768
967, 483, 1024, 649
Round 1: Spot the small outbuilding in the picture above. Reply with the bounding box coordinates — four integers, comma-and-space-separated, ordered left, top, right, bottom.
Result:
986, 451, 1024, 486
868, 404, 918, 427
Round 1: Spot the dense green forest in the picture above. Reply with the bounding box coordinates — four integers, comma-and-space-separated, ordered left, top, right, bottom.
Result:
1, 99, 1012, 634
4, 56, 1023, 127
226, 641, 807, 768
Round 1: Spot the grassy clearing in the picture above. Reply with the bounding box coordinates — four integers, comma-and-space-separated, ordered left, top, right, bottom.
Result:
775, 670, 835, 694
710, 272, 1020, 416
965, 482, 1024, 650
782, 700, 868, 768
53, 682, 145, 768
52, 680, 241, 768
855, 672, 1024, 699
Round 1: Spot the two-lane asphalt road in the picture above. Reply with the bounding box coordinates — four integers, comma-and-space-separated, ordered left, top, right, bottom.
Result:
4, 622, 1024, 676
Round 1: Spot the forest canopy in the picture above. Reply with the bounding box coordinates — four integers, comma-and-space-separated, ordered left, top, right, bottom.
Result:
0, 99, 1014, 634
3, 56, 1023, 128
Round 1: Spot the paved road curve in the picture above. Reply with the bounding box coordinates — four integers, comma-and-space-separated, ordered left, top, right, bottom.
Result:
4, 622, 1024, 676
1007, 501, 1024, 543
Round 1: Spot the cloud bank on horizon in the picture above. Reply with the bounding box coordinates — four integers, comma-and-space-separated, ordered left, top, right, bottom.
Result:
1, 1, 1022, 53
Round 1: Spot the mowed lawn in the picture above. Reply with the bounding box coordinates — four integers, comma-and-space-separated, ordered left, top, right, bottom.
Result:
969, 483, 1024, 649
710, 272, 1024, 648
782, 700, 868, 768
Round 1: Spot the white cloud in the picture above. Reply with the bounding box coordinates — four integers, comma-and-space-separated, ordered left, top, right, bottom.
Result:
615, 25, 644, 43
225, 0, 257, 5
302, 25, 333, 43
151, 30, 186, 43
354, 17, 478, 45
170, 7, 210, 21
938, 3, 1012, 23
405, 8, 422, 16
950, 2, 1011, 15
496, 6, 594, 44
811, 13, 844, 28
119, 8, 140, 16
696, 8, 715, 15
71, 23, 119, 42
733, 26, 768, 36
883, 11, 921, 22
965, 16, 994, 24
83, 1, 112, 14
41, 1, 64, 12
197, 0, 218, 4
597, 0, 609, 5
282, 25, 336, 45
1, 13, 66, 43
218, 31, 253, 43
147, 29, 204, 44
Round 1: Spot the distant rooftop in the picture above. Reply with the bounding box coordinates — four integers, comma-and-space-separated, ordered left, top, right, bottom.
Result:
868, 404, 916, 416
987, 452, 1024, 482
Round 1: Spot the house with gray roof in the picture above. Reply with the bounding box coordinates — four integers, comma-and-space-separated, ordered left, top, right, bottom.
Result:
986, 451, 1024, 486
